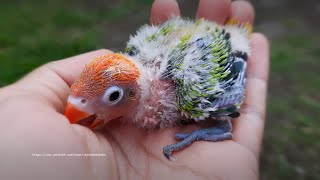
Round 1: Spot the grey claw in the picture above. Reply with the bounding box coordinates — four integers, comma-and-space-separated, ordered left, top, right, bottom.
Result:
163, 145, 177, 161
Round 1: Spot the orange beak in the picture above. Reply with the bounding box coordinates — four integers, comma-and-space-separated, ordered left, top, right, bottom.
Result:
64, 103, 91, 124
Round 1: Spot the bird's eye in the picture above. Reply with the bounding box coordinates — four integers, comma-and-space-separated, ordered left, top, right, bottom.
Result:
109, 91, 120, 101
102, 86, 124, 105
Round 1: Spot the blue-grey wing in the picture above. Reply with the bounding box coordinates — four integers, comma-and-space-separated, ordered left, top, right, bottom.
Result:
163, 32, 248, 119
209, 51, 248, 118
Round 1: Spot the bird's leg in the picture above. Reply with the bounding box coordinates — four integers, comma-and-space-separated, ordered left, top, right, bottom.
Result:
163, 120, 232, 160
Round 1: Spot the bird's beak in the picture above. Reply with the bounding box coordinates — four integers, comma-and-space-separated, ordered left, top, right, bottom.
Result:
64, 103, 91, 124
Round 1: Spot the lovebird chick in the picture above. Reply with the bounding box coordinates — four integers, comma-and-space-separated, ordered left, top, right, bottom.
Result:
64, 17, 252, 160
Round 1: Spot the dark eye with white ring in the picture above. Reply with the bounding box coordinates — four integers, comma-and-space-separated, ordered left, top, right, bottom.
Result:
102, 86, 124, 105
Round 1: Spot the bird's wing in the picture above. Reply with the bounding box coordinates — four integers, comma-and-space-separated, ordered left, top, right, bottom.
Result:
162, 27, 248, 120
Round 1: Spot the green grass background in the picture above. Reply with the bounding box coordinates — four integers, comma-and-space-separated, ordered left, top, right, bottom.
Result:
0, 0, 319, 179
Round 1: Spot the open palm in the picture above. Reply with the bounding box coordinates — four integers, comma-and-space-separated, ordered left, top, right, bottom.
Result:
0, 0, 269, 180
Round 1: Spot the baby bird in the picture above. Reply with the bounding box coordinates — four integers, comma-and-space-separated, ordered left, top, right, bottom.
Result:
64, 17, 252, 160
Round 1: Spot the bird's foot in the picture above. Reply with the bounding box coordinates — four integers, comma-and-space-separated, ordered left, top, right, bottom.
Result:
163, 120, 232, 160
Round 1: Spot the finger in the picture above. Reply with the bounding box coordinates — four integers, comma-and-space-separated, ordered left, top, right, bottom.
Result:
228, 0, 255, 24
13, 49, 112, 112
232, 33, 269, 158
150, 0, 180, 25
196, 0, 231, 24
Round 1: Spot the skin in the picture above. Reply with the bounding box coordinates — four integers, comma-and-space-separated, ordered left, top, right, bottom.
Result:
0, 0, 269, 179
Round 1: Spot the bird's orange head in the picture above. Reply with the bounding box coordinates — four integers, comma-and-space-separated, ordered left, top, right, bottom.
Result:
64, 53, 141, 127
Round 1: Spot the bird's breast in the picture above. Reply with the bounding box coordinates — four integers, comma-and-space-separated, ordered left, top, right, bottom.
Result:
134, 79, 181, 129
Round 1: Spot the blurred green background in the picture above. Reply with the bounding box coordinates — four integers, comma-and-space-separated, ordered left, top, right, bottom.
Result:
0, 0, 319, 179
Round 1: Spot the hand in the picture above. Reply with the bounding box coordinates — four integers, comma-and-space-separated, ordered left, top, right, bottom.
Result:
0, 0, 269, 179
